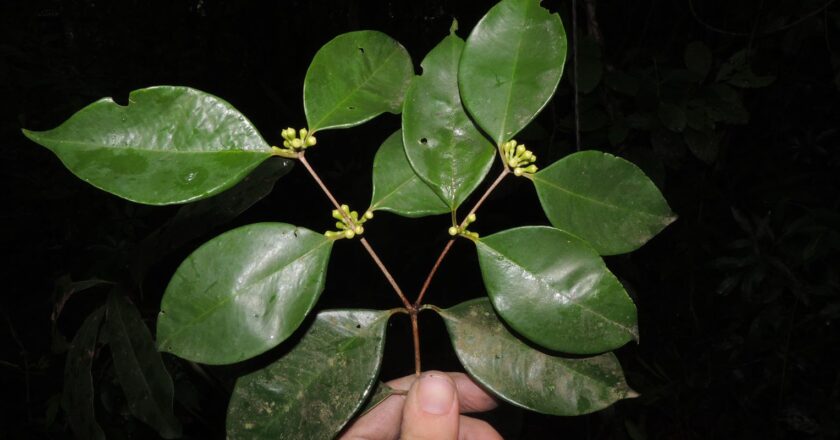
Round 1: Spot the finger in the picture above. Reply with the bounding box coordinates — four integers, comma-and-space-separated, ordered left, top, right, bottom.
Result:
401, 371, 460, 440
458, 416, 503, 440
387, 373, 497, 413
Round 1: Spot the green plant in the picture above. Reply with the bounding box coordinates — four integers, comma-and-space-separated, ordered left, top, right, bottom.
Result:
22, 0, 674, 438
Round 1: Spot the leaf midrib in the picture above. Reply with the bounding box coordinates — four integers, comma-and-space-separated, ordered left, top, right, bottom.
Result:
533, 174, 668, 219
26, 134, 271, 155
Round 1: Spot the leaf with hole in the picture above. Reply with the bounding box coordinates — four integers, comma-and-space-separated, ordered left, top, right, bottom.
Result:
402, 31, 495, 209
106, 291, 181, 438
369, 130, 450, 217
62, 307, 106, 440
438, 298, 637, 415
226, 309, 391, 439
533, 151, 675, 255
22, 86, 273, 205
304, 31, 414, 132
459, 0, 567, 145
475, 226, 638, 354
156, 223, 333, 364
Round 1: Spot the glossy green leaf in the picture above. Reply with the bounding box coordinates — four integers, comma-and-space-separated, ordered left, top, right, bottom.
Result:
402, 32, 496, 209
369, 130, 450, 217
22, 86, 273, 205
475, 226, 638, 354
226, 309, 391, 439
459, 0, 567, 145
533, 151, 676, 255
106, 292, 181, 438
304, 31, 414, 132
359, 381, 400, 417
438, 298, 636, 416
157, 223, 333, 365
62, 307, 106, 440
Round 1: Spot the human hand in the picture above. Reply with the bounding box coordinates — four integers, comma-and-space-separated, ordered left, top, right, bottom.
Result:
340, 371, 502, 440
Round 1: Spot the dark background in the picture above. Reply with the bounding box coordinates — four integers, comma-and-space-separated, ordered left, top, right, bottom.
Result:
2, 0, 839, 438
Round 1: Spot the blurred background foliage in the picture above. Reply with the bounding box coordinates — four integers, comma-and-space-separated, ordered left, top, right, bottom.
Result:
1, 0, 839, 438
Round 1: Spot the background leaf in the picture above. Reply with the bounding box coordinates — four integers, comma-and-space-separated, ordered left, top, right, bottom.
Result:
684, 41, 712, 79
476, 226, 638, 354
304, 31, 414, 132
105, 291, 181, 438
22, 86, 272, 205
458, 0, 567, 145
533, 151, 676, 255
157, 223, 333, 364
62, 307, 106, 440
226, 309, 391, 439
369, 130, 450, 217
438, 298, 636, 416
402, 33, 496, 209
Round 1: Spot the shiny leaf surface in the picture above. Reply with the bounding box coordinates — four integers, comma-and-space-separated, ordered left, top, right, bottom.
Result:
226, 309, 391, 439
359, 382, 400, 417
402, 33, 495, 209
106, 292, 181, 438
62, 308, 106, 440
475, 226, 638, 354
22, 86, 272, 205
439, 298, 636, 415
369, 130, 450, 217
157, 223, 333, 364
304, 31, 414, 132
533, 151, 675, 255
459, 0, 567, 145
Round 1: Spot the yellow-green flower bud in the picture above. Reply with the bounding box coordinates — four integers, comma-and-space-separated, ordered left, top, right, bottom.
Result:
291, 138, 303, 149
299, 128, 308, 139
516, 144, 526, 155
448, 226, 459, 236
524, 164, 538, 173
344, 230, 355, 239
364, 211, 374, 220
283, 140, 291, 148
514, 168, 524, 177
354, 226, 364, 235
305, 136, 317, 147
466, 213, 476, 224
341, 204, 350, 213
335, 221, 346, 230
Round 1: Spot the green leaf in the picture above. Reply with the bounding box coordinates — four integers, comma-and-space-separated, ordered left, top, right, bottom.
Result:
475, 226, 638, 354
684, 41, 712, 79
62, 307, 106, 440
226, 309, 392, 439
157, 223, 333, 365
369, 130, 450, 217
533, 151, 676, 255
106, 291, 181, 438
459, 0, 567, 145
22, 86, 273, 205
438, 298, 637, 415
402, 33, 496, 209
304, 31, 414, 132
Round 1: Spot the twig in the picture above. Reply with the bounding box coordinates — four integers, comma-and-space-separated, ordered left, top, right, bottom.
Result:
410, 312, 421, 376
297, 153, 412, 310
414, 169, 510, 307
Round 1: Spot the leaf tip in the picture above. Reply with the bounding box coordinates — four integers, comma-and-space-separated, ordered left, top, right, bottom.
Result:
625, 389, 641, 399
449, 18, 459, 35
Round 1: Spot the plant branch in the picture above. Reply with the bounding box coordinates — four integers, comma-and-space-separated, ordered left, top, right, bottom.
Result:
410, 312, 421, 376
297, 153, 412, 310
414, 168, 510, 306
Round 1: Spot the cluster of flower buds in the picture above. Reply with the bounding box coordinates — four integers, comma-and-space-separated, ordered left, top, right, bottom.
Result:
324, 205, 374, 240
273, 127, 317, 157
501, 140, 538, 176
448, 213, 479, 240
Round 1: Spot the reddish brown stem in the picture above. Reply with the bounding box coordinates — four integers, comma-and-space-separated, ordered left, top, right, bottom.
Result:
410, 311, 421, 376
298, 153, 412, 310
413, 168, 510, 307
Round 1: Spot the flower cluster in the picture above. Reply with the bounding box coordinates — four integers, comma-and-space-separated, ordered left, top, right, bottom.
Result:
324, 205, 374, 240
501, 140, 538, 176
272, 127, 317, 157
448, 213, 479, 240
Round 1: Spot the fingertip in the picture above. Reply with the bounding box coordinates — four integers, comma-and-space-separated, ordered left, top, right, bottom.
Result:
401, 371, 459, 440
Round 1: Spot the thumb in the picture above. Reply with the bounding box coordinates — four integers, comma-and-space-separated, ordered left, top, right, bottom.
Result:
400, 372, 459, 440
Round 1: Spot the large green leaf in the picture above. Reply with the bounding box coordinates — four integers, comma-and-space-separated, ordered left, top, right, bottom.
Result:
438, 298, 636, 416
157, 223, 333, 365
533, 151, 676, 255
62, 307, 106, 440
402, 32, 496, 209
304, 31, 414, 132
475, 226, 638, 354
458, 0, 567, 145
22, 86, 273, 205
106, 292, 181, 438
369, 130, 450, 217
226, 309, 392, 439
